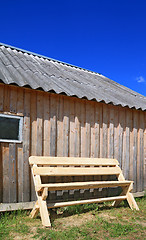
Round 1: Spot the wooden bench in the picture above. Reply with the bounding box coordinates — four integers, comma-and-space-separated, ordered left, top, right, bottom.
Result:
29, 156, 139, 227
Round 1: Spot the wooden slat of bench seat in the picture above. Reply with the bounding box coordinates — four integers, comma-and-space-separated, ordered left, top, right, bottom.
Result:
36, 180, 132, 191
47, 196, 127, 208
29, 156, 119, 166
33, 166, 121, 176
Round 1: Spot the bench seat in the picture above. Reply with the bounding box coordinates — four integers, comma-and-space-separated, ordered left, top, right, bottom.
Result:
36, 180, 132, 192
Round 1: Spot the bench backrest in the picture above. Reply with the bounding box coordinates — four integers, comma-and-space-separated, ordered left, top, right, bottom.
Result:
29, 156, 121, 177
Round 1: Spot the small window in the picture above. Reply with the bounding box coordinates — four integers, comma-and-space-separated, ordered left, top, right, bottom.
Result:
0, 114, 23, 143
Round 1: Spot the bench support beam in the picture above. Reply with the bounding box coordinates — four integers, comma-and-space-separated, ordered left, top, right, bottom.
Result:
30, 187, 51, 227
30, 200, 39, 218
47, 196, 127, 208
112, 181, 139, 210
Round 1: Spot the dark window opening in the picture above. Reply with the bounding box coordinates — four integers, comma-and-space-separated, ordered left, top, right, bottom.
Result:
0, 114, 23, 142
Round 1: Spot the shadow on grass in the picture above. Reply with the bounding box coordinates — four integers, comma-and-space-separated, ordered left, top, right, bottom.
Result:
48, 200, 131, 224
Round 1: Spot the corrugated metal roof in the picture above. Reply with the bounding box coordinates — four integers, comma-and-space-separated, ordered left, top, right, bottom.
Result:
0, 42, 145, 110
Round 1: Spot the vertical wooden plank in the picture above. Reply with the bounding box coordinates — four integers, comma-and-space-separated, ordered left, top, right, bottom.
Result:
129, 110, 134, 182
118, 107, 125, 168
144, 112, 146, 189
56, 95, 63, 200
68, 98, 75, 198
2, 86, 11, 202
114, 106, 119, 160
23, 90, 30, 202
98, 103, 103, 196
102, 104, 108, 158
17, 87, 24, 115
108, 106, 114, 158
36, 92, 43, 156
90, 102, 95, 158
139, 111, 144, 192
85, 101, 91, 157
136, 110, 144, 193
94, 102, 101, 198
9, 87, 18, 203
85, 101, 92, 199
42, 93, 51, 198
94, 103, 100, 158
10, 87, 17, 113
79, 99, 86, 199
63, 97, 70, 157
80, 100, 86, 199
69, 98, 75, 157
57, 95, 63, 157
17, 88, 24, 202
49, 94, 57, 200
137, 111, 141, 193
122, 109, 127, 174
133, 110, 138, 192
43, 93, 50, 156
123, 109, 131, 180
17, 144, 23, 202
50, 94, 57, 157
9, 144, 17, 203
74, 99, 81, 157
30, 92, 37, 156
101, 104, 108, 197
30, 91, 37, 201
89, 102, 95, 197
2, 143, 10, 203
54, 95, 62, 199
0, 143, 3, 202
107, 106, 115, 197
74, 99, 81, 199
3, 85, 10, 112
63, 97, 70, 199
99, 104, 103, 158
0, 84, 4, 112
81, 100, 86, 157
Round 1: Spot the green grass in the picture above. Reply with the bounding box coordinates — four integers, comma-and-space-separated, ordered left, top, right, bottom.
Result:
0, 196, 146, 240
0, 210, 30, 240
60, 202, 99, 215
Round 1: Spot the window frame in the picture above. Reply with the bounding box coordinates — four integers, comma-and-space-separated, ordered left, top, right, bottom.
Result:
0, 113, 23, 143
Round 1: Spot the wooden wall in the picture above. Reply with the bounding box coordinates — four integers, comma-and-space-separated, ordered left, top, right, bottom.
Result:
0, 83, 145, 204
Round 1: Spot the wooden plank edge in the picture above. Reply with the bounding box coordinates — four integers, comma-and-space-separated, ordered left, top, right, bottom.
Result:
47, 196, 127, 208
29, 156, 119, 166
0, 201, 35, 212
36, 180, 132, 192
33, 166, 121, 176
133, 191, 145, 198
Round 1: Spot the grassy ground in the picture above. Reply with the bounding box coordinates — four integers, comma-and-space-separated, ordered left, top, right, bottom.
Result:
0, 196, 146, 240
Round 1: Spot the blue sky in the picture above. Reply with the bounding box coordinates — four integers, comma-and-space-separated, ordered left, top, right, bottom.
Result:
0, 0, 146, 96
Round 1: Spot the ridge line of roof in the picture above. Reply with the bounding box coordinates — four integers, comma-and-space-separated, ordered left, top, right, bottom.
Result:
0, 42, 101, 76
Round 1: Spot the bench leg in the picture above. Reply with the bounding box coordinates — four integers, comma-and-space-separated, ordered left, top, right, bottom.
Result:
126, 192, 139, 210
30, 200, 39, 218
112, 183, 139, 210
30, 187, 51, 227
38, 196, 51, 227
112, 185, 129, 208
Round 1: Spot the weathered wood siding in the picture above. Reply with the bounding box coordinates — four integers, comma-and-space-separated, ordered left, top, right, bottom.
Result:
0, 83, 145, 204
